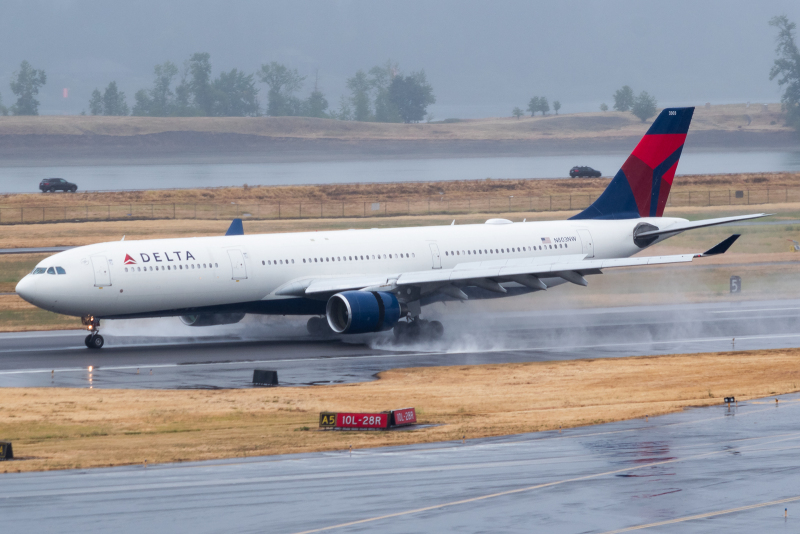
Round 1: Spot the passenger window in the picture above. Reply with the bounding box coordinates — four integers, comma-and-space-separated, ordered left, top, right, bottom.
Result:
124, 267, 128, 273
412, 253, 415, 257
56, 267, 66, 274
47, 267, 55, 274
291, 259, 294, 264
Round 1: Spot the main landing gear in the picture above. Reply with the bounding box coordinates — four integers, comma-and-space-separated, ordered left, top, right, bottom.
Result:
393, 318, 444, 342
307, 316, 334, 337
82, 315, 104, 349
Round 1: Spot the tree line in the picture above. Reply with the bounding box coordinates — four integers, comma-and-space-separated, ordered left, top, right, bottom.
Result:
0, 55, 436, 123
94, 54, 435, 123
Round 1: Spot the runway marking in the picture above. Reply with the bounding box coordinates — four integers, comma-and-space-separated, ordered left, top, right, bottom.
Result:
598, 495, 800, 533
711, 307, 800, 314
290, 433, 800, 534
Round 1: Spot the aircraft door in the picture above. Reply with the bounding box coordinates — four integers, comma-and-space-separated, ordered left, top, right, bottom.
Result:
577, 229, 595, 258
227, 249, 248, 280
91, 256, 112, 287
429, 243, 442, 269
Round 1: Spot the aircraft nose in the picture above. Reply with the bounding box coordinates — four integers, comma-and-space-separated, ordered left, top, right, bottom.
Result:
15, 275, 36, 304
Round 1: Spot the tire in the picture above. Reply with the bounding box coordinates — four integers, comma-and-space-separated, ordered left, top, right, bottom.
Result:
427, 321, 444, 339
393, 322, 409, 339
307, 316, 329, 336
69, 186, 77, 193
85, 334, 93, 348
87, 334, 104, 349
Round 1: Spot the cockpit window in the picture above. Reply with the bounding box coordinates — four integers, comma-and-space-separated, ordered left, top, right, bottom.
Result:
56, 267, 66, 274
32, 267, 46, 274
46, 267, 56, 274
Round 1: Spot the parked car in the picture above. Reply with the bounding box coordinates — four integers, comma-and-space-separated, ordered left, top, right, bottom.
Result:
569, 166, 602, 178
39, 178, 78, 193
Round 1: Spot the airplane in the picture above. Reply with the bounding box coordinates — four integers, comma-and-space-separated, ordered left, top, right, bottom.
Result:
16, 107, 767, 349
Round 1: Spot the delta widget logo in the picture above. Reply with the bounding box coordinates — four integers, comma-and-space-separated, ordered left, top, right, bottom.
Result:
124, 254, 136, 265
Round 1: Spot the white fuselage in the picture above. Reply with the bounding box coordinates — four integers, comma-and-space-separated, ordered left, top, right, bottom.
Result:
15, 217, 683, 318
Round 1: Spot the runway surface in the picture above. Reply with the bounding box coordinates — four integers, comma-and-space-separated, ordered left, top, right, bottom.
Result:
3, 391, 800, 533
2, 298, 800, 389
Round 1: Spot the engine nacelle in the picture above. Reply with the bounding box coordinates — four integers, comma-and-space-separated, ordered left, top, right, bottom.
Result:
180, 313, 246, 327
326, 291, 403, 334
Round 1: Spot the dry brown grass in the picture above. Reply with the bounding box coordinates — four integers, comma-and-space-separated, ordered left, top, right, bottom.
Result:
0, 103, 786, 141
1, 348, 798, 472
2, 172, 797, 208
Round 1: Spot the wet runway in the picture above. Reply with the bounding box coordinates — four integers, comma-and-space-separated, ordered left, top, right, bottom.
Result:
3, 391, 800, 533
2, 299, 800, 389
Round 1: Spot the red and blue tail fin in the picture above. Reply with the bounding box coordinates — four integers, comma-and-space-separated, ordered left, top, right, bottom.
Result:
571, 107, 694, 220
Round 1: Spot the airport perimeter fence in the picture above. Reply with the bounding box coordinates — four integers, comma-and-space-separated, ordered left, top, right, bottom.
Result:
0, 188, 796, 225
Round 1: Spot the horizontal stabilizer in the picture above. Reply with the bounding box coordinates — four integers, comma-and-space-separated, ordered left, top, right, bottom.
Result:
699, 234, 740, 256
635, 213, 769, 238
225, 218, 244, 236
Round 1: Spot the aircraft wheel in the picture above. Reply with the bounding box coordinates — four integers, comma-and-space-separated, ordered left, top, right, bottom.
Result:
86, 334, 104, 349
393, 322, 409, 339
427, 320, 444, 339
307, 316, 330, 337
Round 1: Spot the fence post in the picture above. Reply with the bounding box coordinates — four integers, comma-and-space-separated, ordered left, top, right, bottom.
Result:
85, 205, 88, 220
407, 200, 410, 215
747, 190, 750, 205
767, 189, 770, 204
728, 190, 731, 205
343, 201, 345, 217
42, 207, 45, 222
428, 199, 430, 215
363, 202, 366, 217
64, 206, 67, 221
569, 195, 572, 210
549, 196, 552, 211
173, 204, 175, 219
299, 202, 302, 218
151, 204, 154, 218
278, 201, 281, 219
194, 204, 197, 218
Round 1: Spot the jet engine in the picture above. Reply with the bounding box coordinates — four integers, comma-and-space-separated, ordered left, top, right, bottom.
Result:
180, 313, 246, 327
326, 291, 404, 334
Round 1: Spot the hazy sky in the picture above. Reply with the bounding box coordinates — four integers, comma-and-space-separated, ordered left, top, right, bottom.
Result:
1, 0, 799, 117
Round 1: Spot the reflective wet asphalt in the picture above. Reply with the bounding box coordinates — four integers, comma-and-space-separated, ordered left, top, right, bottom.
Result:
2, 299, 800, 389
3, 392, 800, 533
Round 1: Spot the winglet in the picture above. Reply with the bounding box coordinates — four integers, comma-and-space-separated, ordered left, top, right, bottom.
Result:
698, 234, 740, 257
225, 218, 244, 236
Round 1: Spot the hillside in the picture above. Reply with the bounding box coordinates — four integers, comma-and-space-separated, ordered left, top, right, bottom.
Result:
0, 104, 795, 165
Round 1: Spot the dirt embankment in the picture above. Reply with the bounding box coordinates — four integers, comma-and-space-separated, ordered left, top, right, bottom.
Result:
0, 104, 795, 165
1, 349, 798, 472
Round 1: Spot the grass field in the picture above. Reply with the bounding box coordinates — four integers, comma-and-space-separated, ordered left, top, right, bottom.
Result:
1, 348, 798, 472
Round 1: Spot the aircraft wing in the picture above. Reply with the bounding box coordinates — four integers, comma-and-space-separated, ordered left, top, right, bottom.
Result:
288, 235, 740, 298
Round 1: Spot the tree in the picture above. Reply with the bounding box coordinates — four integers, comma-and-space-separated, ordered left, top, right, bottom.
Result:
631, 91, 657, 122
600, 103, 609, 112
133, 61, 179, 116
387, 70, 435, 123
187, 53, 214, 115
88, 89, 104, 115
527, 96, 541, 116
613, 85, 634, 112
539, 96, 550, 115
333, 95, 353, 121
10, 60, 47, 115
512, 107, 524, 119
258, 62, 305, 116
553, 100, 561, 115
769, 15, 800, 130
347, 70, 372, 121
211, 69, 259, 116
102, 82, 129, 116
369, 61, 402, 122
303, 89, 329, 118
0, 92, 7, 115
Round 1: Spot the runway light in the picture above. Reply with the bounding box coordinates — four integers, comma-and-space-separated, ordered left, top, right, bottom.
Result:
88, 366, 93, 372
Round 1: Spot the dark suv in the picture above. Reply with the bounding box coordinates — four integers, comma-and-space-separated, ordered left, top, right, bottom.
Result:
40, 178, 78, 193
569, 166, 602, 178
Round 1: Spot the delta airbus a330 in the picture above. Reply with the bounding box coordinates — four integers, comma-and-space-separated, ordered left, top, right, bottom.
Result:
16, 107, 766, 349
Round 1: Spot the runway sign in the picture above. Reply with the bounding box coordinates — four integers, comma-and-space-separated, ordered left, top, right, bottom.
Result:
0, 441, 13, 460
335, 413, 389, 429
253, 369, 278, 386
391, 408, 417, 426
730, 276, 741, 294
319, 412, 337, 428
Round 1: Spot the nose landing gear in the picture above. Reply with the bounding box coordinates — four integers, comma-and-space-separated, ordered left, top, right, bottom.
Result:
82, 315, 104, 349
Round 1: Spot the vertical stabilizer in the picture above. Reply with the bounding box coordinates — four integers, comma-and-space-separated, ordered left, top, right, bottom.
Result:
571, 107, 694, 220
